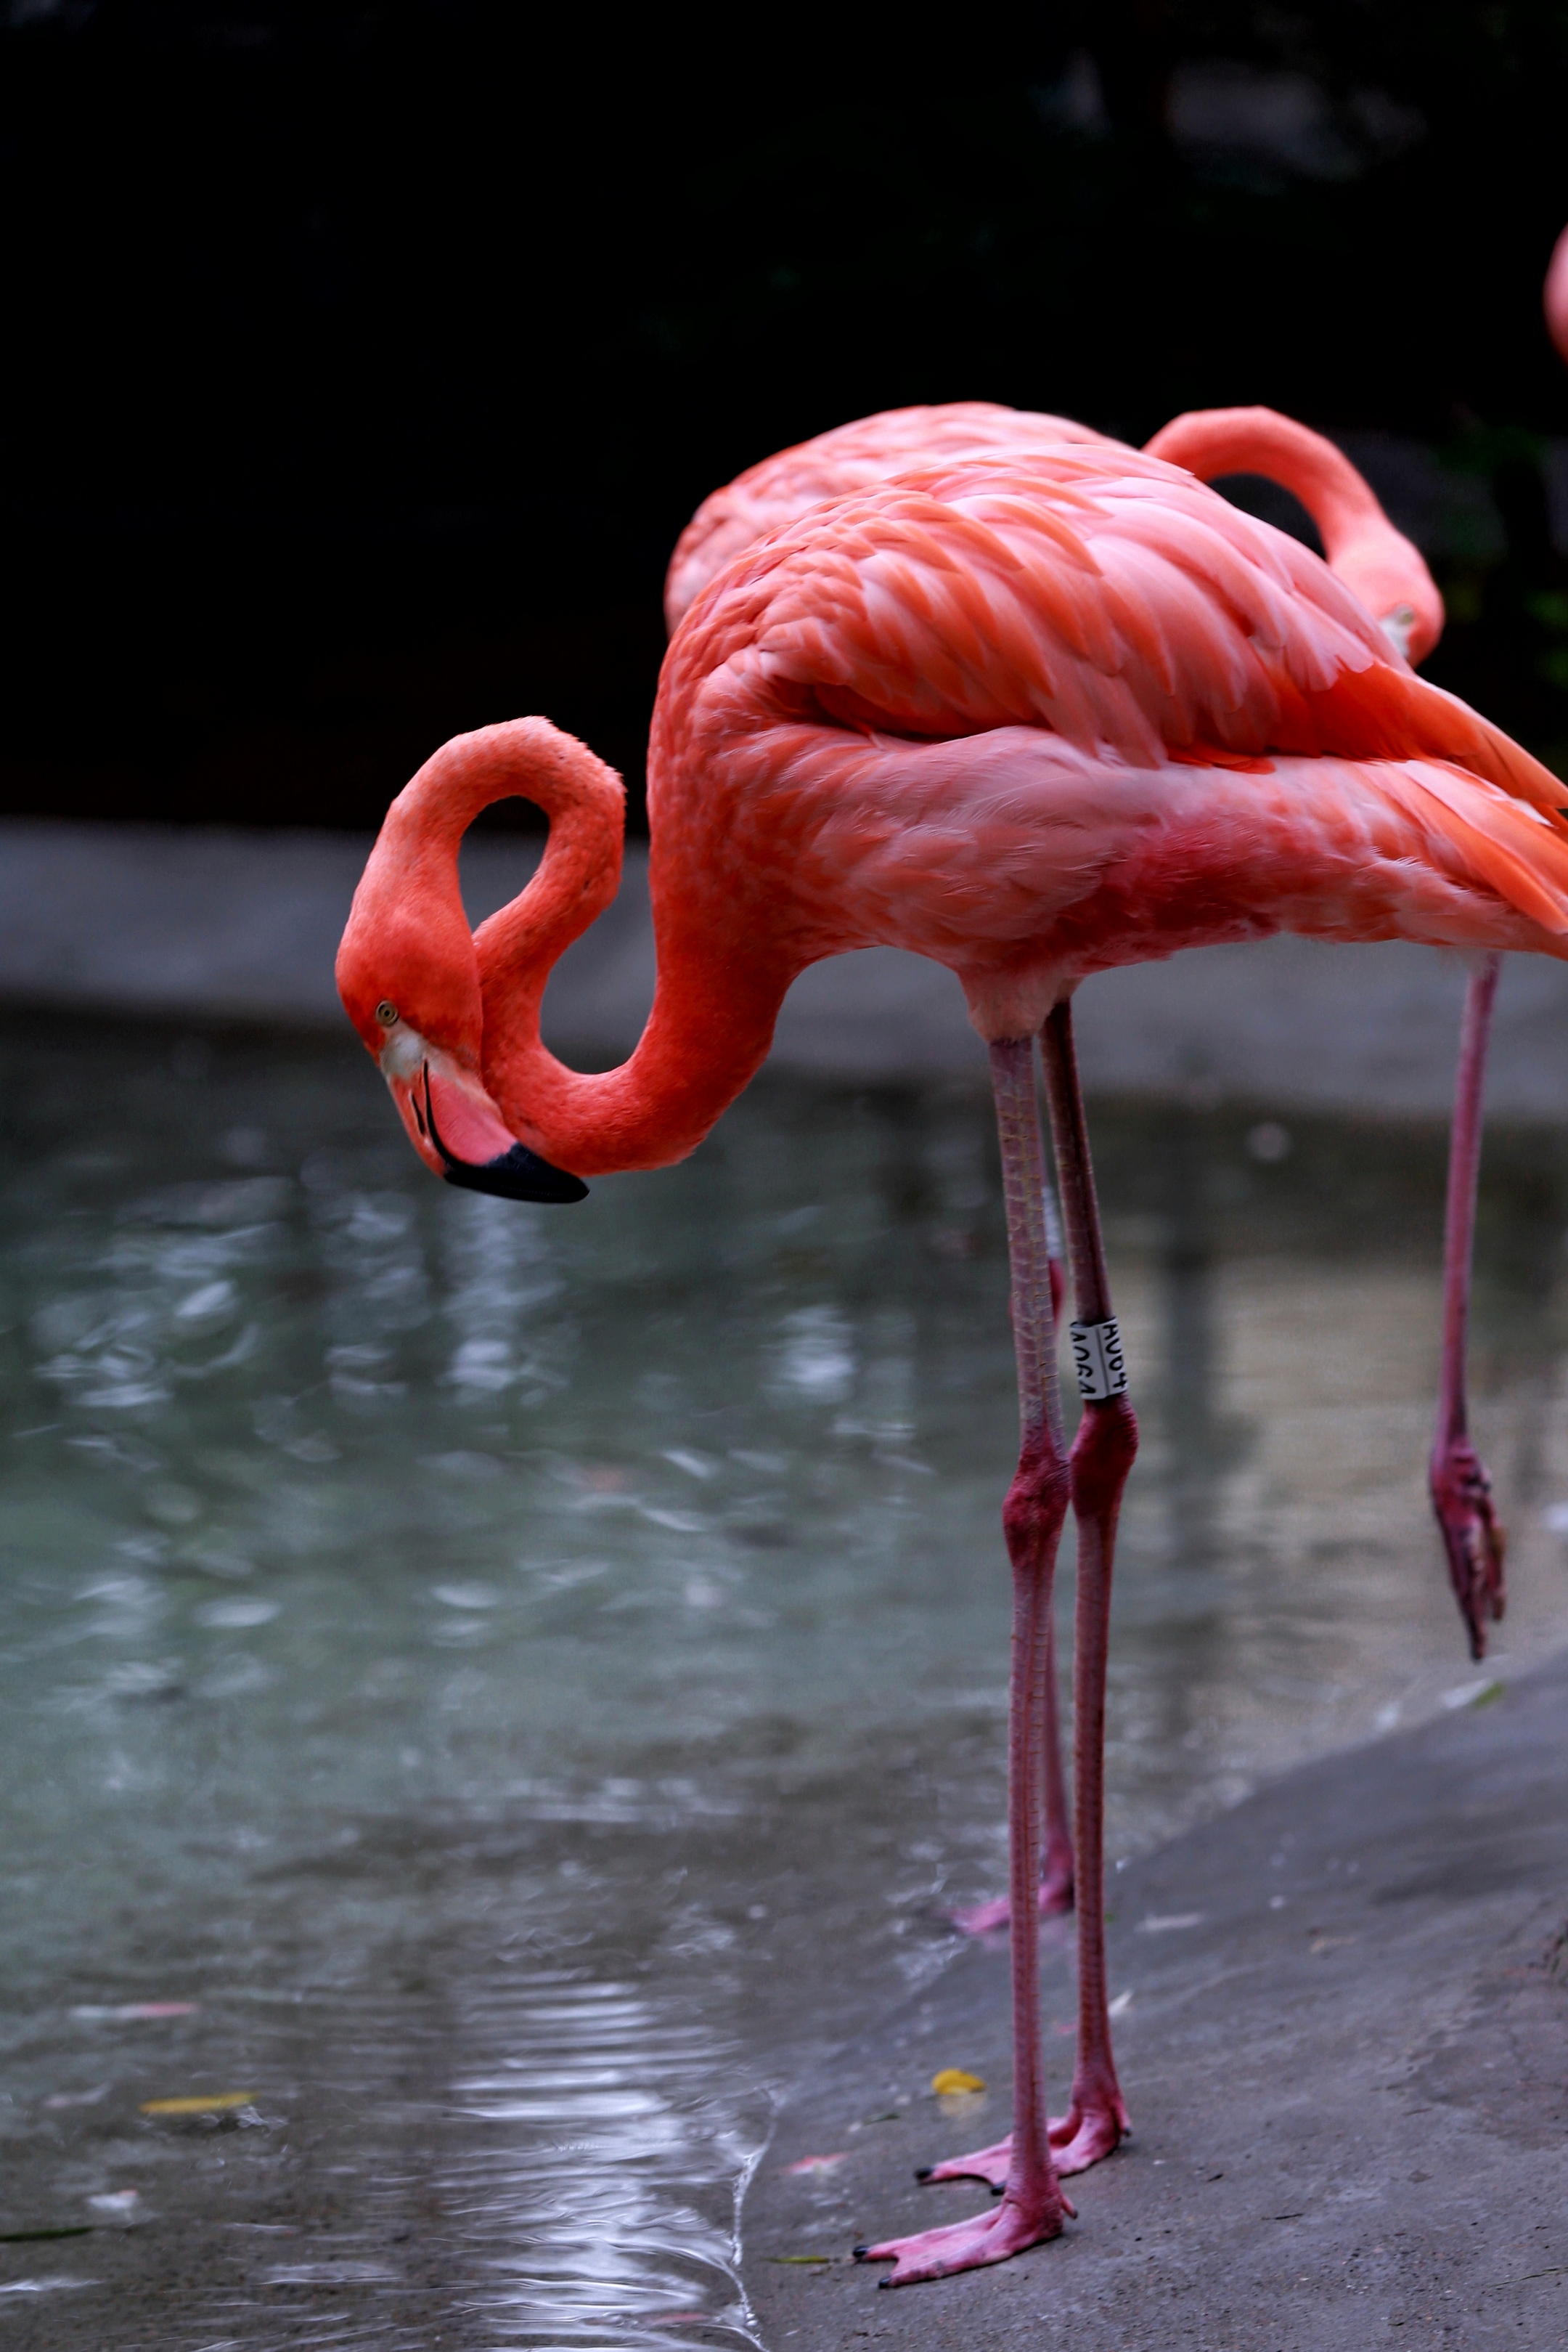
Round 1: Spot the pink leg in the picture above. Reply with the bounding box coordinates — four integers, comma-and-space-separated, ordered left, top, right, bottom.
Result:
948, 1583, 1074, 1934
949, 1190, 1074, 1939
1430, 954, 1506, 1659
857, 1039, 1075, 2284
1035, 1195, 1075, 1912
1038, 1609, 1074, 1912
923, 1001, 1132, 2193
1042, 998, 1135, 2170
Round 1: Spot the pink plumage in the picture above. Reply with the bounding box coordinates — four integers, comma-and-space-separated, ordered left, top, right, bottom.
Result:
658, 448, 1568, 1047
664, 401, 1114, 632
1546, 221, 1568, 367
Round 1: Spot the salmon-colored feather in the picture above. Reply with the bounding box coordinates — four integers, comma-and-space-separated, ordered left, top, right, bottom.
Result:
664, 401, 1116, 632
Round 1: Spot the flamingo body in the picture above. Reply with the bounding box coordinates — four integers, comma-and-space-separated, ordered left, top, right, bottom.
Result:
656, 447, 1564, 1024
664, 402, 1114, 633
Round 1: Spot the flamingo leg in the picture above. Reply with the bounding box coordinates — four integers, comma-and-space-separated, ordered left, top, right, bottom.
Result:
1037, 1187, 1077, 1913
856, 1038, 1075, 2283
949, 1184, 1074, 1939
1430, 954, 1507, 1659
1038, 1606, 1075, 1912
923, 999, 1133, 2193
1040, 996, 1136, 2170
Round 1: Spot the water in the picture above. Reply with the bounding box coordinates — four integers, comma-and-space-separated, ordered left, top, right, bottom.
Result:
2, 1014, 1567, 2348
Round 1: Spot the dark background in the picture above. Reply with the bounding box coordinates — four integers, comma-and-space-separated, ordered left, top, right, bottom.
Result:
6, 0, 1568, 835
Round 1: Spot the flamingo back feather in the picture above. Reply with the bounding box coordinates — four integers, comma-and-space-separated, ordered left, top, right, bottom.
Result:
664, 402, 1115, 632
661, 449, 1568, 957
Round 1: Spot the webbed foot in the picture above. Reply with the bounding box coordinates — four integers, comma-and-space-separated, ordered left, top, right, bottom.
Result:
854, 2178, 1072, 2285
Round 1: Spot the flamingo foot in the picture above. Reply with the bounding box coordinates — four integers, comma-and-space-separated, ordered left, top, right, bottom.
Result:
949, 1859, 1074, 1937
949, 1892, 1012, 1936
917, 2133, 1011, 2191
1430, 1434, 1506, 1660
1048, 2088, 1130, 2176
918, 2093, 1128, 2191
854, 2180, 1074, 2286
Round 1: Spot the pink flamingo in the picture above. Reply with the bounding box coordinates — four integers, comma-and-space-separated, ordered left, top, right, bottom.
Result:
1146, 409, 1505, 1661
338, 445, 1568, 2284
668, 401, 1477, 1967
1545, 222, 1568, 367
671, 404, 1121, 1932
679, 399, 1506, 1658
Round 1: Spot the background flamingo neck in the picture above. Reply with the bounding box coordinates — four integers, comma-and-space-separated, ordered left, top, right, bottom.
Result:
1146, 405, 1441, 661
1147, 405, 1383, 560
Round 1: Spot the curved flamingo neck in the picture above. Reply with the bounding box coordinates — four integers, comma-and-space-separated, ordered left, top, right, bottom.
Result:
1145, 405, 1442, 662
454, 717, 628, 1043
457, 721, 793, 1176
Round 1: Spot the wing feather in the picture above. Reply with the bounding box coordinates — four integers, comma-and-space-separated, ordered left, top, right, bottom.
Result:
665, 449, 1568, 905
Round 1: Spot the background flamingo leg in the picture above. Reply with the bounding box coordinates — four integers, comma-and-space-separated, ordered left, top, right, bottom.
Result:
1430, 954, 1507, 1659
1039, 998, 1135, 2172
857, 1038, 1075, 2283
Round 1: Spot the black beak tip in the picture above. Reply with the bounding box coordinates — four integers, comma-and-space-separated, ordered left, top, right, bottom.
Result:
441, 1143, 589, 1205
420, 1065, 587, 1203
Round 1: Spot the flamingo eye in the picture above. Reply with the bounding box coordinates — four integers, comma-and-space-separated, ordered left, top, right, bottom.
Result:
376, 1001, 399, 1027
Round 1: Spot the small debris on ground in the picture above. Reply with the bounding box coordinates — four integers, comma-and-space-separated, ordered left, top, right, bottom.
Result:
930, 2068, 985, 2095
140, 2091, 255, 2115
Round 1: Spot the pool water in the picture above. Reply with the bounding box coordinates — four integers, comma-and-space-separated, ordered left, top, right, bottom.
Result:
2, 1013, 1566, 2348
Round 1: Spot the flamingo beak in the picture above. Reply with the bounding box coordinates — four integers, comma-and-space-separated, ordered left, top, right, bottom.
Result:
382, 1041, 587, 1204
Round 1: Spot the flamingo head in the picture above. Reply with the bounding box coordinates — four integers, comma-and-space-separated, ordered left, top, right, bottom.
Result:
1331, 533, 1445, 668
335, 869, 587, 1205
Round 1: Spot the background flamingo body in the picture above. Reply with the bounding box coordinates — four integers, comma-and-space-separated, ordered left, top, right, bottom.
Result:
1545, 223, 1568, 369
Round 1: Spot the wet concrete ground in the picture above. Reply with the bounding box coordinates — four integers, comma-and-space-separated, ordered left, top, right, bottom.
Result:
746, 1653, 1568, 2351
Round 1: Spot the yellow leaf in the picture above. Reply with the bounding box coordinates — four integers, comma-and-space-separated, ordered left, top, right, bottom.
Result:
139, 2091, 255, 2115
931, 2068, 985, 2095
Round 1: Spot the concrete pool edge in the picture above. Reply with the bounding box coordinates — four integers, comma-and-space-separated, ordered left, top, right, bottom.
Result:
742, 1649, 1568, 2349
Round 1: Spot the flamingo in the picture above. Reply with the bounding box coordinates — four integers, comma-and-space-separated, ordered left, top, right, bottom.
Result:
337, 444, 1568, 2284
1145, 409, 1506, 1664
671, 404, 1119, 1929
1545, 221, 1568, 367
666, 400, 1477, 1973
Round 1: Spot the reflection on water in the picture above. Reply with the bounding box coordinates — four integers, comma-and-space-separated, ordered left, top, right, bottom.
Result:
1, 1014, 1567, 2346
